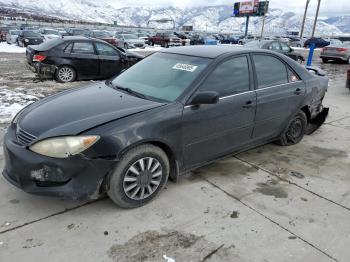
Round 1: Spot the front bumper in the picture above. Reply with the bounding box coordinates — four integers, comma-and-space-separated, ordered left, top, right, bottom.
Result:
2, 125, 115, 200
320, 53, 348, 61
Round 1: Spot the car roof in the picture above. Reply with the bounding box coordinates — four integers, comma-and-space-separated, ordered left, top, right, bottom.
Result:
160, 45, 253, 58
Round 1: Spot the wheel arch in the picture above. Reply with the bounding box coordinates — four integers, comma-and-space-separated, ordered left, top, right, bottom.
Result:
117, 139, 180, 183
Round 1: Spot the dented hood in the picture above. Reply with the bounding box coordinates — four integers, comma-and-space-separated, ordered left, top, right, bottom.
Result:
18, 82, 165, 139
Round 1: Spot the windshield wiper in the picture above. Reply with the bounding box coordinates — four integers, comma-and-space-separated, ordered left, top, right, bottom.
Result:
112, 84, 147, 99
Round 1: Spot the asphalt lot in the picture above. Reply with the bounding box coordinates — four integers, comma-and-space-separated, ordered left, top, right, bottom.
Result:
0, 50, 350, 262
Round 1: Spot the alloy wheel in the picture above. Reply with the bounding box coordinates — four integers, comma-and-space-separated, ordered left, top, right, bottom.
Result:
58, 67, 74, 82
123, 157, 163, 200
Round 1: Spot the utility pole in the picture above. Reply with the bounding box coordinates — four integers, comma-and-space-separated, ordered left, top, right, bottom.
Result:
300, 0, 311, 39
311, 0, 321, 37
244, 16, 250, 37
260, 1, 269, 38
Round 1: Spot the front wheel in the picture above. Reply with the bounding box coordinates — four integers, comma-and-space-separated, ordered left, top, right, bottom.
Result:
277, 111, 307, 146
108, 144, 170, 208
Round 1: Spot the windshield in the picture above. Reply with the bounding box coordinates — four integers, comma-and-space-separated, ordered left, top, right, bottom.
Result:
111, 52, 211, 102
122, 34, 138, 39
23, 31, 40, 37
44, 29, 59, 35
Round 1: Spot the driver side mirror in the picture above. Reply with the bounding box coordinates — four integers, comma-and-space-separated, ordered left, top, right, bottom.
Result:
190, 91, 219, 105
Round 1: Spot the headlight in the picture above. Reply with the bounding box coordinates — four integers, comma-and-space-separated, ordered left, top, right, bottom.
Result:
24, 39, 29, 42
30, 136, 100, 158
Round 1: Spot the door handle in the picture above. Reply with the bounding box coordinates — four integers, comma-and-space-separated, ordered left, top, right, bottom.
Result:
242, 100, 253, 108
294, 88, 302, 95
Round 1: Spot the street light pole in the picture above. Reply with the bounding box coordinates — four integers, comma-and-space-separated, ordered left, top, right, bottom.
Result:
300, 0, 311, 39
311, 0, 321, 37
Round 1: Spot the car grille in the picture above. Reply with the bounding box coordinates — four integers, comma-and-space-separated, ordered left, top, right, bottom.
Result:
134, 43, 144, 47
16, 126, 37, 146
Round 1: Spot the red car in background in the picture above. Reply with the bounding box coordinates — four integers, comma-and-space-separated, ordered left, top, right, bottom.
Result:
87, 30, 119, 46
0, 26, 17, 42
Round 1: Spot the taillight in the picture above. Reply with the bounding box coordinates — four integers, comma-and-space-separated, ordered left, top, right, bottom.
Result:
322, 47, 328, 52
33, 54, 47, 62
336, 48, 348, 52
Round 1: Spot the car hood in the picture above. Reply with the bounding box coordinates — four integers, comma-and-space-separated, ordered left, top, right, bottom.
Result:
18, 82, 165, 139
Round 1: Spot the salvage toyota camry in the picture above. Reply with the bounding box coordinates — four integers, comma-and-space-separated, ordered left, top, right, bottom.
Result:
3, 46, 329, 208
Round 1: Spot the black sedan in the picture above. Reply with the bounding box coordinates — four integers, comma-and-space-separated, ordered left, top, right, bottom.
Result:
3, 46, 329, 208
17, 30, 44, 47
245, 40, 305, 63
26, 36, 144, 82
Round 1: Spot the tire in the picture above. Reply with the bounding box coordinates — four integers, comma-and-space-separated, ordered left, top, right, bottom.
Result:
297, 44, 301, 47
277, 111, 307, 146
165, 42, 169, 48
150, 41, 154, 46
55, 66, 76, 83
322, 58, 329, 63
297, 57, 303, 64
107, 144, 170, 208
124, 43, 128, 49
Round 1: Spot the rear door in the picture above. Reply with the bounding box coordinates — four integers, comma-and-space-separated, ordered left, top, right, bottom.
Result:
94, 41, 123, 78
183, 55, 257, 167
70, 41, 99, 77
252, 53, 306, 140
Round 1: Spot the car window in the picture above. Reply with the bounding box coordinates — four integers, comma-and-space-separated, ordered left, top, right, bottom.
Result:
280, 42, 291, 52
64, 42, 73, 53
200, 56, 250, 97
287, 67, 300, 82
253, 54, 288, 89
269, 42, 281, 50
72, 42, 95, 54
95, 42, 119, 56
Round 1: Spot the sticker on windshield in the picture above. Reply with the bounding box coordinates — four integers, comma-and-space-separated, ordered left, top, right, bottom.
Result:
172, 63, 198, 72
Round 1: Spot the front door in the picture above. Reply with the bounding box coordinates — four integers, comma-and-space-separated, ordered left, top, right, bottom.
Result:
182, 55, 256, 168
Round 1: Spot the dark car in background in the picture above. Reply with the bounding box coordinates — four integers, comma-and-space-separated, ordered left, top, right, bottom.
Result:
0, 26, 17, 42
26, 36, 144, 82
87, 30, 119, 46
320, 42, 350, 63
17, 30, 44, 47
245, 40, 305, 63
304, 37, 330, 48
66, 28, 90, 36
3, 46, 329, 208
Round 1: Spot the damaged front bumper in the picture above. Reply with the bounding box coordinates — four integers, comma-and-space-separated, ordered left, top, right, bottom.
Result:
2, 125, 115, 200
305, 106, 329, 135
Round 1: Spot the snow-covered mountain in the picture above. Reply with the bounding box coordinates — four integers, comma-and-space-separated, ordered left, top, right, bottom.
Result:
0, 0, 348, 36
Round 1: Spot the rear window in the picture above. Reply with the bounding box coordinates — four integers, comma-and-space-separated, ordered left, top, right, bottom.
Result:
36, 38, 64, 50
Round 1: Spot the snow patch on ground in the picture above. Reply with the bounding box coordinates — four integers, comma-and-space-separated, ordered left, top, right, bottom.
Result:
0, 87, 39, 124
0, 42, 26, 53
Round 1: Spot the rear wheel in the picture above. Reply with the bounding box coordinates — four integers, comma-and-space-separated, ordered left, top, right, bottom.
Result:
107, 144, 169, 208
277, 111, 307, 146
55, 66, 76, 83
297, 57, 303, 64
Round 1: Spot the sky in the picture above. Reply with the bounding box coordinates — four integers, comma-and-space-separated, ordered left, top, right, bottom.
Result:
107, 0, 350, 16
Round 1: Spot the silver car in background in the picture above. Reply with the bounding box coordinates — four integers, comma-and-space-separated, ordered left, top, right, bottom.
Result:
40, 28, 60, 41
116, 33, 146, 49
6, 30, 20, 44
321, 42, 350, 63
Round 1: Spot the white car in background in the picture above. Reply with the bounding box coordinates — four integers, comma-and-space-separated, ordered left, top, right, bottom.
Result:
39, 28, 60, 41
6, 30, 20, 44
115, 33, 146, 49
